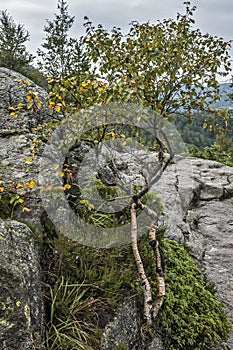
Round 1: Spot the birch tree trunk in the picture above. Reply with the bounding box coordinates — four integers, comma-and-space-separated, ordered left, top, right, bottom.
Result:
131, 203, 153, 326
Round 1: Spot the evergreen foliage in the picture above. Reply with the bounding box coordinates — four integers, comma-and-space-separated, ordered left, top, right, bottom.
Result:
0, 10, 33, 73
37, 0, 89, 79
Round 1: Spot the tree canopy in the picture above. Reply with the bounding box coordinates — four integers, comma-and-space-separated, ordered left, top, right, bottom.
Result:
80, 2, 231, 116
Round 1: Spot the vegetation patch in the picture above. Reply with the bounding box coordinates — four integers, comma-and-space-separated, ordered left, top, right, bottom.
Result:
157, 239, 231, 350
39, 219, 231, 350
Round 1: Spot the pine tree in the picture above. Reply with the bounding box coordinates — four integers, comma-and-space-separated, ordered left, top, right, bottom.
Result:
37, 0, 89, 79
0, 10, 34, 72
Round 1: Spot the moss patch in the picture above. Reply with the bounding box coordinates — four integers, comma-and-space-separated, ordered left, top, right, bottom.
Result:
157, 238, 231, 350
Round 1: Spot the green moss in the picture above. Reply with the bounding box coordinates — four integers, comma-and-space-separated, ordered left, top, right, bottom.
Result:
156, 238, 231, 350
115, 343, 128, 350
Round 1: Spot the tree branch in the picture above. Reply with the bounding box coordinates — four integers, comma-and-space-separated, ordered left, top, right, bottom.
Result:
148, 221, 165, 319
131, 203, 153, 326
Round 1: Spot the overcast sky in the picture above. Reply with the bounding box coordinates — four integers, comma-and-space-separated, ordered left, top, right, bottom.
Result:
1, 0, 233, 80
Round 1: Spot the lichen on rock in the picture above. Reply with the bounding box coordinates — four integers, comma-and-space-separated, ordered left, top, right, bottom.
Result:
0, 219, 44, 350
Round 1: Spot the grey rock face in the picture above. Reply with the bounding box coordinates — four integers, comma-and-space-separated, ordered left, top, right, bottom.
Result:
0, 219, 44, 350
101, 298, 141, 350
0, 67, 50, 132
155, 157, 233, 348
0, 68, 57, 227
101, 297, 164, 350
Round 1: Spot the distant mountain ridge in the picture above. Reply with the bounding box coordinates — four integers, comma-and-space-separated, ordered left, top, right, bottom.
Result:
212, 83, 233, 108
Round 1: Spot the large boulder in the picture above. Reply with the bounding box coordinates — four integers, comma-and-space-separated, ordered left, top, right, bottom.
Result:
155, 157, 233, 348
0, 67, 49, 132
0, 219, 44, 350
101, 297, 164, 350
0, 67, 58, 227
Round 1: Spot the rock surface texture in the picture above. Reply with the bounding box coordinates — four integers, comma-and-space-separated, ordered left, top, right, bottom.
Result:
0, 68, 51, 349
101, 297, 164, 350
0, 219, 44, 350
0, 67, 57, 227
155, 157, 233, 349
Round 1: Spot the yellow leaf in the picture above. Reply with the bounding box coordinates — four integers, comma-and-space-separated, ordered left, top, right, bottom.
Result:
22, 206, 31, 212
106, 131, 115, 137
53, 164, 60, 170
37, 101, 42, 108
55, 105, 61, 113
79, 199, 86, 205
10, 112, 18, 117
25, 180, 36, 189
16, 183, 26, 190
0, 187, 4, 193
88, 203, 94, 210
48, 101, 55, 108
63, 184, 71, 190
18, 198, 24, 203
27, 102, 34, 109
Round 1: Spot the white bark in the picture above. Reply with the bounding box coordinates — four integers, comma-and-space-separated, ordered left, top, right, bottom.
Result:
131, 203, 153, 326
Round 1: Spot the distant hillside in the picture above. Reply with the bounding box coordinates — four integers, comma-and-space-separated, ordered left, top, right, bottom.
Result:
212, 83, 233, 109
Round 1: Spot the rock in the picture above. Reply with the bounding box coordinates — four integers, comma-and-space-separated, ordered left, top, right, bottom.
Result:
0, 219, 44, 350
101, 297, 164, 350
0, 67, 50, 132
154, 157, 233, 348
0, 67, 58, 227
